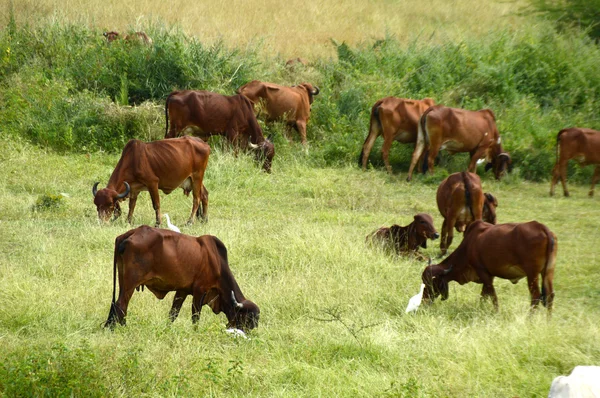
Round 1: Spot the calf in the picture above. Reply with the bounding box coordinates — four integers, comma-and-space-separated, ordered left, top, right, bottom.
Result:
422, 220, 557, 312
367, 213, 439, 258
436, 172, 498, 254
104, 226, 260, 331
550, 127, 600, 197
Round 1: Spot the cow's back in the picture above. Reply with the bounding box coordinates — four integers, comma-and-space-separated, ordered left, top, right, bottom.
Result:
436, 172, 483, 220
559, 128, 600, 164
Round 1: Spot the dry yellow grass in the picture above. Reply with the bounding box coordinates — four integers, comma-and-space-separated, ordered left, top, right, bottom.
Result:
6, 0, 527, 57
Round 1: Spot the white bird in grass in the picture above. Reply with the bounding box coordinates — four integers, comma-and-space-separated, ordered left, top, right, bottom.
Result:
164, 214, 180, 233
405, 283, 426, 313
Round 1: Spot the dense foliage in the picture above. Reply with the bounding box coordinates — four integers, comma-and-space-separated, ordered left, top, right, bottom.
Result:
1, 19, 599, 181
527, 0, 600, 42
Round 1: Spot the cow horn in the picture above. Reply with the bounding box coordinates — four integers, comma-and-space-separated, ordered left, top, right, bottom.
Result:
248, 142, 259, 150
312, 86, 320, 95
92, 182, 100, 197
116, 182, 130, 199
442, 265, 453, 275
231, 291, 244, 309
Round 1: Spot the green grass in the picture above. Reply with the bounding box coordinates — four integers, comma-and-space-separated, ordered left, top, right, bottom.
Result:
1, 137, 599, 397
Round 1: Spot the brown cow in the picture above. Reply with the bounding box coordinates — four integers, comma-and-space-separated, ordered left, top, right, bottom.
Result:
92, 137, 209, 226
437, 172, 498, 254
550, 127, 600, 197
104, 226, 260, 331
103, 31, 153, 45
237, 80, 320, 145
421, 220, 557, 312
406, 105, 511, 181
359, 97, 435, 173
366, 213, 439, 258
164, 90, 274, 172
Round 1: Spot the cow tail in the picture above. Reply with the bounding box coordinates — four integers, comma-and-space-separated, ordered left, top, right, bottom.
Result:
556, 129, 567, 164
164, 92, 176, 138
461, 172, 475, 220
420, 106, 434, 174
540, 225, 557, 307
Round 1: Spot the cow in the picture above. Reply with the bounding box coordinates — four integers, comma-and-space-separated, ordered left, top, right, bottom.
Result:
104, 226, 260, 331
92, 137, 209, 227
236, 80, 320, 145
103, 31, 153, 45
366, 213, 439, 258
164, 90, 274, 172
359, 97, 435, 173
436, 172, 498, 254
421, 220, 557, 312
550, 127, 600, 197
406, 105, 511, 182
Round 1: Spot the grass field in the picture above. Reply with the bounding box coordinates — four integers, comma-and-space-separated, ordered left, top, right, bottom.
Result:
1, 137, 599, 396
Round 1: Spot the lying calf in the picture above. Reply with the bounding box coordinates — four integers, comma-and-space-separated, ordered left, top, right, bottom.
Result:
367, 213, 439, 258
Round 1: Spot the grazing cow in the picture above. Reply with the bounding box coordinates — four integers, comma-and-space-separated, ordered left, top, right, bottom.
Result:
103, 31, 153, 45
237, 80, 320, 145
436, 172, 498, 254
422, 220, 557, 312
359, 97, 435, 173
92, 137, 209, 226
406, 105, 511, 181
550, 127, 600, 197
366, 213, 439, 258
164, 90, 274, 172
104, 226, 260, 331
548, 366, 600, 398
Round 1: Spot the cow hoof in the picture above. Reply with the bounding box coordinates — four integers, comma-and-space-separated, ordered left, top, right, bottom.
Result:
406, 177, 412, 182
589, 192, 594, 197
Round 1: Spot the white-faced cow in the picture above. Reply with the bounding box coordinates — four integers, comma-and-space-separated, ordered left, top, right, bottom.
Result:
104, 226, 260, 331
359, 97, 435, 173
406, 105, 511, 181
550, 127, 600, 197
93, 137, 209, 226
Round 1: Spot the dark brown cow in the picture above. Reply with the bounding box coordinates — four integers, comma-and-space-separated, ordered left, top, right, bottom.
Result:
359, 97, 435, 173
164, 90, 274, 172
436, 172, 498, 254
406, 105, 511, 181
103, 31, 153, 45
366, 213, 439, 258
237, 81, 320, 145
104, 226, 260, 331
550, 127, 600, 197
422, 220, 557, 312
92, 137, 209, 226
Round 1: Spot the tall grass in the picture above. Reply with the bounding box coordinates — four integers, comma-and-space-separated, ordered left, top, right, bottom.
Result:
1, 139, 599, 396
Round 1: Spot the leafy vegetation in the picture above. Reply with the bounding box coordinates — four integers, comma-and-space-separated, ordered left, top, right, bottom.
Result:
526, 0, 600, 42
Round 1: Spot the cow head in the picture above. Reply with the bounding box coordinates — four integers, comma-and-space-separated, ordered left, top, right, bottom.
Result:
300, 83, 320, 104
229, 291, 260, 331
103, 31, 120, 43
422, 262, 453, 303
248, 140, 275, 173
485, 152, 511, 180
483, 193, 498, 225
92, 182, 130, 222
413, 213, 440, 248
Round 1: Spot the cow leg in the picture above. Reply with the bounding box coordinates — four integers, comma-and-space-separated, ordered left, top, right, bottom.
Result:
527, 273, 542, 311
441, 217, 456, 255
126, 192, 139, 224
589, 165, 600, 197
360, 125, 379, 170
195, 185, 209, 222
147, 184, 162, 227
476, 271, 498, 310
226, 129, 240, 156
558, 160, 570, 197
191, 291, 207, 324
296, 120, 308, 146
468, 147, 487, 173
187, 173, 206, 225
169, 291, 188, 322
550, 162, 560, 196
407, 140, 426, 181
425, 146, 440, 175
381, 132, 394, 174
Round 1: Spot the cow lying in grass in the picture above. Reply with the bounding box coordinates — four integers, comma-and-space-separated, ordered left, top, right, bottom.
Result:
367, 213, 439, 258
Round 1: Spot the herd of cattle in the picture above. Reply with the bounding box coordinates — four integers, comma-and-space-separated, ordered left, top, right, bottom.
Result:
94, 32, 600, 334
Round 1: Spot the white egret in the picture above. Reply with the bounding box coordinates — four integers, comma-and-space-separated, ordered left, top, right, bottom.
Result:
164, 214, 180, 233
405, 283, 426, 313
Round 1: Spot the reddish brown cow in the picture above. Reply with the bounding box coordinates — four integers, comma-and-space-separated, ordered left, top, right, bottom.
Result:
237, 81, 320, 145
103, 31, 153, 45
359, 97, 435, 173
406, 105, 511, 181
93, 137, 209, 226
164, 90, 274, 172
422, 220, 557, 312
366, 213, 439, 258
104, 226, 260, 331
436, 172, 498, 254
550, 127, 600, 197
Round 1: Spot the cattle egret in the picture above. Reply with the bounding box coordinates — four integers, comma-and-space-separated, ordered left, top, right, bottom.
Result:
225, 328, 248, 339
164, 214, 180, 233
548, 366, 600, 397
406, 283, 425, 313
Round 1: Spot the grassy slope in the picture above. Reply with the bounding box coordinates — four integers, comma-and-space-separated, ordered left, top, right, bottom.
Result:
1, 138, 599, 397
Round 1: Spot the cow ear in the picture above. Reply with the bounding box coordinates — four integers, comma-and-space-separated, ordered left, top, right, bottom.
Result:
485, 162, 493, 172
